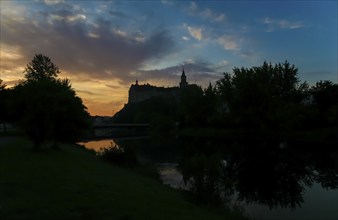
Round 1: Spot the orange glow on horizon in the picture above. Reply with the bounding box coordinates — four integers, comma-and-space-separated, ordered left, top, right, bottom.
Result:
83, 98, 126, 117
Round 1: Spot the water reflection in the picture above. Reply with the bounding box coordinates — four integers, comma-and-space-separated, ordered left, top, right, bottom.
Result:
157, 163, 188, 189
79, 139, 118, 151
178, 138, 338, 210
80, 136, 338, 219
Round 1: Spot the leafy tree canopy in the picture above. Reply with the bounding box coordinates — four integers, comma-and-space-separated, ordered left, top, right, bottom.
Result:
215, 61, 309, 129
0, 79, 6, 90
24, 54, 60, 83
14, 54, 90, 150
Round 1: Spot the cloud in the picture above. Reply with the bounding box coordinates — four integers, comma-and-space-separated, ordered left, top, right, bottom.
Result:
218, 35, 240, 51
182, 36, 190, 41
48, 12, 87, 23
184, 24, 203, 41
1, 3, 175, 85
161, 0, 175, 6
212, 60, 232, 73
44, 0, 65, 5
217, 60, 230, 67
189, 2, 198, 12
186, 1, 225, 22
105, 84, 123, 89
263, 17, 305, 31
279, 20, 304, 29
108, 10, 129, 19
76, 90, 98, 96
214, 14, 225, 22
137, 61, 220, 87
264, 17, 273, 24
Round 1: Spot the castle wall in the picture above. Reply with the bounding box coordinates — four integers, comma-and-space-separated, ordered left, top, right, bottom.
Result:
128, 86, 179, 103
128, 70, 187, 104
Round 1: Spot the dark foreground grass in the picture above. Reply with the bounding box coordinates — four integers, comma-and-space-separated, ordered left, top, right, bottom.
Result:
0, 137, 245, 220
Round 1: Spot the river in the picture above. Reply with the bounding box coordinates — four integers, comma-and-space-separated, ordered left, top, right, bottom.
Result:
79, 135, 338, 220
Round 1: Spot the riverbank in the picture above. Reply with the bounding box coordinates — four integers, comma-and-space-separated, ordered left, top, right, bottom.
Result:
0, 137, 245, 220
178, 127, 338, 144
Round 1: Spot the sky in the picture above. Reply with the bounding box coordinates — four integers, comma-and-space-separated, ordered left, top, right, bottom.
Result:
1, 0, 337, 116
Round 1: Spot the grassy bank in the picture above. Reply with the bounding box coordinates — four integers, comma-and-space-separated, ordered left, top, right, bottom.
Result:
0, 137, 244, 220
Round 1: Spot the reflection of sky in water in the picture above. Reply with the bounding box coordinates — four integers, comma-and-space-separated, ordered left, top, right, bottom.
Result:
157, 163, 190, 190
79, 138, 338, 220
243, 183, 338, 220
79, 139, 118, 152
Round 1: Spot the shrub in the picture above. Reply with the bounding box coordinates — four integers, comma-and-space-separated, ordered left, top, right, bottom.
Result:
99, 142, 138, 167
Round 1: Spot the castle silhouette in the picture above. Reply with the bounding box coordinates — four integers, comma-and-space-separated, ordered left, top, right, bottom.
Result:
128, 69, 189, 103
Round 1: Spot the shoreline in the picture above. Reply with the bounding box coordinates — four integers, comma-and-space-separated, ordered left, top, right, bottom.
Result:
177, 127, 338, 144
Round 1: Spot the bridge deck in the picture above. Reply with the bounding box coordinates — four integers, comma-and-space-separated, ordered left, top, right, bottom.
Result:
93, 123, 150, 128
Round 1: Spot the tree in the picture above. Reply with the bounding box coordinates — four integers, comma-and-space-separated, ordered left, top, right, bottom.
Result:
13, 54, 90, 150
0, 79, 8, 133
43, 78, 90, 147
24, 54, 60, 83
203, 83, 218, 126
311, 81, 338, 126
179, 85, 206, 127
0, 79, 6, 90
215, 61, 308, 129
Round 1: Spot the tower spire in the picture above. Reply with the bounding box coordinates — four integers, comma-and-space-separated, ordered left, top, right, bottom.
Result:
180, 67, 188, 88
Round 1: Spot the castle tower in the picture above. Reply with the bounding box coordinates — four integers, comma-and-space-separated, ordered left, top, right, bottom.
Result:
179, 68, 188, 88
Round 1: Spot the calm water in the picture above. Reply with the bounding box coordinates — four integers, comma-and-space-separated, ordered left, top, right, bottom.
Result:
79, 136, 338, 220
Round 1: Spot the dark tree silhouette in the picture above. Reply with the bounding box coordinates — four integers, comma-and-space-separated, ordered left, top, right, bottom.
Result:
0, 79, 5, 90
13, 54, 90, 150
215, 61, 309, 129
203, 83, 218, 125
24, 54, 60, 83
0, 79, 8, 133
179, 85, 206, 127
311, 80, 338, 126
49, 79, 90, 147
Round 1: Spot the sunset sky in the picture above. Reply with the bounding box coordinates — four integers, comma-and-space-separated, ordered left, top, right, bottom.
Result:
1, 0, 337, 116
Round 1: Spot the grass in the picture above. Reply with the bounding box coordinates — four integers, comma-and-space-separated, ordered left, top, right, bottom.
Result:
0, 137, 245, 220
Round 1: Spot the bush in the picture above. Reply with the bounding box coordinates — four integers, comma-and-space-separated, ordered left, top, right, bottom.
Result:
99, 142, 138, 167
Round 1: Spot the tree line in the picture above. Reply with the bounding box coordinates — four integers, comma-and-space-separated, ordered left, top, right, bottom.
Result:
1, 57, 337, 145
114, 61, 338, 132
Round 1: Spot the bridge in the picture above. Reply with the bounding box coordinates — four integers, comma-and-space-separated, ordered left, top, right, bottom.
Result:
92, 123, 150, 138
93, 123, 150, 129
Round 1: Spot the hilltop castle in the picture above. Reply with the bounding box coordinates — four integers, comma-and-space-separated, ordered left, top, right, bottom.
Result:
128, 69, 189, 103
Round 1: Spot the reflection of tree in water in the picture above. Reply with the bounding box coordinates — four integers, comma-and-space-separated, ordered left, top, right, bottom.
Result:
179, 138, 338, 209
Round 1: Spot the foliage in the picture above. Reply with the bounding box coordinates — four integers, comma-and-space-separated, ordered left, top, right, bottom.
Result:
24, 54, 60, 83
215, 61, 309, 129
203, 83, 219, 126
98, 143, 139, 167
12, 54, 90, 149
178, 84, 207, 127
0, 81, 20, 133
0, 79, 8, 133
311, 80, 338, 126
114, 60, 337, 131
0, 80, 7, 112
0, 79, 6, 90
